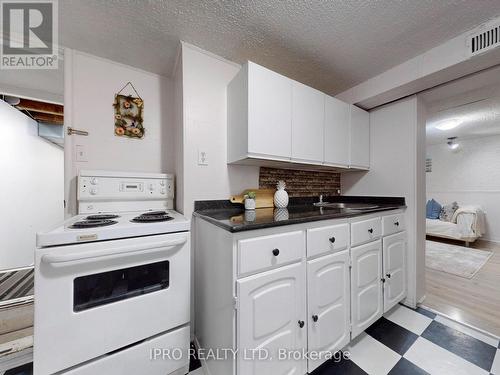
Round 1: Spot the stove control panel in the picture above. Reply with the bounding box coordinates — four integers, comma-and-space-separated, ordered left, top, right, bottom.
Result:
78, 173, 174, 201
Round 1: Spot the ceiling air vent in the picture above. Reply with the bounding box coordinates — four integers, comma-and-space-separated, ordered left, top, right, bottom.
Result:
468, 20, 500, 57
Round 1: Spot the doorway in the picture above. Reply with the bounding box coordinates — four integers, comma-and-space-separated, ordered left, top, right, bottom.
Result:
420, 65, 500, 336
0, 61, 64, 372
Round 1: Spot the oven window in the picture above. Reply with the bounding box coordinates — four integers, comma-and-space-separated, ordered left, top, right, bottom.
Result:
73, 260, 169, 312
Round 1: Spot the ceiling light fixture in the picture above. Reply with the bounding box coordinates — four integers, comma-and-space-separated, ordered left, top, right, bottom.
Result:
435, 118, 462, 131
447, 137, 459, 150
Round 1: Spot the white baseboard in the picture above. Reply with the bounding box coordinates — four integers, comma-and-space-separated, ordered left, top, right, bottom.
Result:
481, 238, 500, 244
402, 296, 417, 309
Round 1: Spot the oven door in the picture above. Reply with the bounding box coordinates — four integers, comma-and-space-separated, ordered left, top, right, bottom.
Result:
34, 232, 190, 375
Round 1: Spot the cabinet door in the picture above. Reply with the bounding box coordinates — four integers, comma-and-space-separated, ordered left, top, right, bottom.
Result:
248, 62, 292, 160
324, 96, 350, 166
291, 81, 325, 163
383, 232, 407, 313
350, 105, 370, 169
351, 240, 383, 339
237, 262, 306, 375
307, 251, 350, 373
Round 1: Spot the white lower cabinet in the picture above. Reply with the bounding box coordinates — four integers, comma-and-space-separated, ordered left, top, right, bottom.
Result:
383, 232, 407, 313
350, 240, 383, 339
237, 262, 307, 375
195, 211, 407, 375
307, 251, 350, 373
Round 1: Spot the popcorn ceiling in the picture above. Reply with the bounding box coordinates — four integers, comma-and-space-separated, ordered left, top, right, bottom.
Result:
60, 1, 500, 95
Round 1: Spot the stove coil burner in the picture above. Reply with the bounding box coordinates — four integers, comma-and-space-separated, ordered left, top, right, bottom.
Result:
70, 219, 118, 229
85, 214, 120, 220
131, 211, 174, 223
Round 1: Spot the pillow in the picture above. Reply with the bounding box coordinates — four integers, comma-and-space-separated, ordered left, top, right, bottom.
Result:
426, 200, 433, 219
440, 201, 459, 222
426, 199, 442, 219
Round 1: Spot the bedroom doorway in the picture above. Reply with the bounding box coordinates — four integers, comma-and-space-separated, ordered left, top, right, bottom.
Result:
420, 65, 500, 336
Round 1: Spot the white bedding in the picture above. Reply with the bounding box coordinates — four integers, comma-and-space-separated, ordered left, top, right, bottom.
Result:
426, 219, 466, 239
426, 206, 485, 242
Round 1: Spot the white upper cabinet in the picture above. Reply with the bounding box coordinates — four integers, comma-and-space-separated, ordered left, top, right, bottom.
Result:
350, 105, 370, 169
227, 61, 370, 170
227, 62, 292, 163
324, 96, 350, 167
291, 81, 325, 164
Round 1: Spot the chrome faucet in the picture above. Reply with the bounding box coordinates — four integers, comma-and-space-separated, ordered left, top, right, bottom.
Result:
314, 194, 328, 207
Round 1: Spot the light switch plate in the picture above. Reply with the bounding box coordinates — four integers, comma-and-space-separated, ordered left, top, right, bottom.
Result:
198, 149, 208, 166
76, 144, 87, 162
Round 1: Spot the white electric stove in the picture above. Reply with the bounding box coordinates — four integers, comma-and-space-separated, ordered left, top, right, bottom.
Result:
34, 170, 191, 375
36, 209, 190, 247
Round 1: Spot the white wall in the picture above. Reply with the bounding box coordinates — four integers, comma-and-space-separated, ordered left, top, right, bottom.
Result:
427, 135, 500, 242
178, 43, 260, 339
0, 100, 64, 270
342, 96, 427, 306
179, 43, 259, 216
64, 50, 175, 216
173, 48, 184, 214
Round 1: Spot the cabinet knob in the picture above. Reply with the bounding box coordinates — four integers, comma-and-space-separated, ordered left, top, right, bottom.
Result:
368, 228, 374, 234
312, 315, 319, 322
272, 248, 280, 256
394, 221, 400, 226
298, 320, 305, 328
386, 273, 391, 279
381, 278, 386, 283
329, 237, 336, 244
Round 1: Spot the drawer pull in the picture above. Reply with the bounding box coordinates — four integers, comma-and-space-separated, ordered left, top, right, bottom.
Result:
312, 315, 319, 322
394, 221, 400, 226
298, 320, 305, 328
368, 228, 374, 234
329, 237, 336, 244
272, 248, 280, 256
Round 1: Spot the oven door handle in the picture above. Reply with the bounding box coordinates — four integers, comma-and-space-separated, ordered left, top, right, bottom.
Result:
41, 236, 187, 265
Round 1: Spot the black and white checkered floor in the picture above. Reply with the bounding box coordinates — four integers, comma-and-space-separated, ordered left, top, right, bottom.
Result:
190, 304, 500, 375
190, 304, 500, 374
310, 304, 500, 375
5, 304, 500, 375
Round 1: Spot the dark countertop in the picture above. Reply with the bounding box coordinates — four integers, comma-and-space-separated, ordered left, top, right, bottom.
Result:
193, 196, 406, 233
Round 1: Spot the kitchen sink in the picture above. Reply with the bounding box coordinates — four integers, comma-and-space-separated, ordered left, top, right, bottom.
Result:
313, 202, 380, 210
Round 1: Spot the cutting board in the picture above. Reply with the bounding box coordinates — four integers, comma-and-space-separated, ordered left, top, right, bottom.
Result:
230, 189, 275, 208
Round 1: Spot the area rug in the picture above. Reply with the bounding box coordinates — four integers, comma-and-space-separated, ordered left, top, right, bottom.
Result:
426, 240, 493, 279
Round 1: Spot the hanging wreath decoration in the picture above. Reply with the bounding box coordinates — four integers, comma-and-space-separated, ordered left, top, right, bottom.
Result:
113, 82, 145, 139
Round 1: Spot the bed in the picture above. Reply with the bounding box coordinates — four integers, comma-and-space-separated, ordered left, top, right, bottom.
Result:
426, 206, 485, 246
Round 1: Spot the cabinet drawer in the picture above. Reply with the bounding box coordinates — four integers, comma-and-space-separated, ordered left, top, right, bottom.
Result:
351, 217, 381, 247
382, 213, 405, 236
238, 231, 305, 276
307, 223, 349, 258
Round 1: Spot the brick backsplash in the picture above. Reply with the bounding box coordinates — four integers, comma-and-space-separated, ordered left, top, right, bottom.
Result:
259, 167, 341, 197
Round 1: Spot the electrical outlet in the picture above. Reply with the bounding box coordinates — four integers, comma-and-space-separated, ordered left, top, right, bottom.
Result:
198, 149, 208, 166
